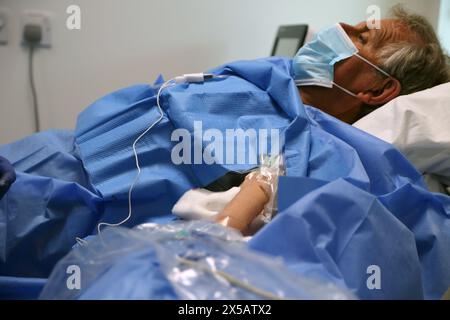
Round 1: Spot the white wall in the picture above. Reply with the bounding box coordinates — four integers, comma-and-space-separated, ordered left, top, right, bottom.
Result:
439, 0, 450, 54
0, 0, 442, 144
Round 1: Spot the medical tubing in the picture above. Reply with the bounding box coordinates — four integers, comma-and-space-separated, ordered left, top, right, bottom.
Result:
97, 78, 176, 235
176, 256, 285, 300
96, 73, 227, 237
75, 237, 88, 246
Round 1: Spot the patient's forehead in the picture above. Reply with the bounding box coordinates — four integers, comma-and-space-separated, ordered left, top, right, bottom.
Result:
355, 19, 415, 47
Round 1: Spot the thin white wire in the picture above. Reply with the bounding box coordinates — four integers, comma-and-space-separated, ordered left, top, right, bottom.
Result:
75, 237, 88, 246
96, 78, 176, 236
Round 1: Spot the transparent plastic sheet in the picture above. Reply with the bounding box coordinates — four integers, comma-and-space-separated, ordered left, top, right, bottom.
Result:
257, 154, 285, 223
39, 221, 355, 300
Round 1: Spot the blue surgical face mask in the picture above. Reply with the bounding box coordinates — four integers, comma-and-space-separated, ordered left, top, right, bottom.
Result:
292, 23, 391, 98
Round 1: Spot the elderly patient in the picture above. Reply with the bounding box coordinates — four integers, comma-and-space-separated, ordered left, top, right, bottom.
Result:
1, 6, 450, 281
1, 7, 448, 203
181, 6, 450, 234
297, 6, 449, 124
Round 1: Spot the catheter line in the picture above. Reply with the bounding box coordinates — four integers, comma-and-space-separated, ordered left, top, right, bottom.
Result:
97, 78, 176, 236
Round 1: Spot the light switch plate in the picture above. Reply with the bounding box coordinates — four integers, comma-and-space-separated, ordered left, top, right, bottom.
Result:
21, 10, 52, 48
0, 8, 9, 45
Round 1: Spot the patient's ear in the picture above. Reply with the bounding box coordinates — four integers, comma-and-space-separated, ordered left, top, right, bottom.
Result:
357, 78, 402, 106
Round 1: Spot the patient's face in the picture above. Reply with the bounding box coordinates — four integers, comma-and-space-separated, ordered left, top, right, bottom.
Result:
334, 19, 410, 98
307, 19, 412, 122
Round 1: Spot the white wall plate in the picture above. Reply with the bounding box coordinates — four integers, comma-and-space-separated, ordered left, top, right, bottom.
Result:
21, 10, 52, 48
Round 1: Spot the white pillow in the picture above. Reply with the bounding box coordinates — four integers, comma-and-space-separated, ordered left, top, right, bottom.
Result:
354, 82, 450, 188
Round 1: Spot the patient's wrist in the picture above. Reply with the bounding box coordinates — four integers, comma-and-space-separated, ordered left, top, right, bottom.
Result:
215, 173, 271, 234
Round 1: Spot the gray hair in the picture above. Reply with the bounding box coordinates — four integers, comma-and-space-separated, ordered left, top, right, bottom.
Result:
376, 5, 450, 95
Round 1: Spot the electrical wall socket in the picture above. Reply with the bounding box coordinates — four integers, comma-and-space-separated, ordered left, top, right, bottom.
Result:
22, 10, 52, 48
0, 8, 9, 45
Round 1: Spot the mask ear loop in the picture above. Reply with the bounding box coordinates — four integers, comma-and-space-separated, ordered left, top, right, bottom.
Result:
331, 81, 358, 98
332, 53, 393, 99
354, 53, 392, 78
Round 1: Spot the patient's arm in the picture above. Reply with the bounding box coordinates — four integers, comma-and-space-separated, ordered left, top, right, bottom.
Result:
215, 173, 271, 235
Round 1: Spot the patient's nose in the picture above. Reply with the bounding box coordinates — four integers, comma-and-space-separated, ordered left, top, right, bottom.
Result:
340, 23, 356, 37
